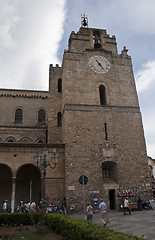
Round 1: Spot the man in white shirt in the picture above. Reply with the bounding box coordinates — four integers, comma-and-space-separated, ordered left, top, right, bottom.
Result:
3, 200, 8, 212
124, 197, 131, 215
99, 199, 107, 226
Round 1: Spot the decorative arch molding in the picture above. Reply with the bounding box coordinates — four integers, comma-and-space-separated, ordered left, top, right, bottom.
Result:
35, 138, 45, 144
5, 136, 17, 142
37, 122, 48, 128
18, 137, 33, 143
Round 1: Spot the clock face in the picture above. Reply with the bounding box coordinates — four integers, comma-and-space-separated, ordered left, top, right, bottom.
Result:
88, 56, 110, 74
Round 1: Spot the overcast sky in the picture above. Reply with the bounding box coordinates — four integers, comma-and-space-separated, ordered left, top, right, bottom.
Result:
0, 0, 155, 158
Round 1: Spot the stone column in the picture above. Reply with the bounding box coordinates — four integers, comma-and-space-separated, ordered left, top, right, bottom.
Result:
11, 177, 16, 213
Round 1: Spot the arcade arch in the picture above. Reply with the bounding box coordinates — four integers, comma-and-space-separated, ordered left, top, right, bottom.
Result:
0, 164, 12, 211
16, 164, 41, 208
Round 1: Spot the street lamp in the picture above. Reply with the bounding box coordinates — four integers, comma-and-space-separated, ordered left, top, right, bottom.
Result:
34, 148, 58, 209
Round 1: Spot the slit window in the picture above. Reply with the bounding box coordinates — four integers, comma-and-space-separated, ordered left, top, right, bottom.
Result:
99, 85, 106, 105
57, 112, 62, 127
58, 78, 62, 92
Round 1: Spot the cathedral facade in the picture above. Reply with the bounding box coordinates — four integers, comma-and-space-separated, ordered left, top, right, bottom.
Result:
0, 24, 152, 212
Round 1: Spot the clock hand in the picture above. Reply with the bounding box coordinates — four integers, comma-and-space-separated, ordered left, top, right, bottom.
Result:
96, 60, 104, 69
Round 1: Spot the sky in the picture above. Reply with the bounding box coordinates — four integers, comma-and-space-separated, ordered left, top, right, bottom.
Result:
0, 0, 155, 158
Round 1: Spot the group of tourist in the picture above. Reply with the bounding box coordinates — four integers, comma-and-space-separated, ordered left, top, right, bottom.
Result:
86, 196, 144, 226
2, 200, 37, 213
2, 198, 67, 214
16, 201, 37, 213
55, 199, 67, 215
3, 196, 144, 227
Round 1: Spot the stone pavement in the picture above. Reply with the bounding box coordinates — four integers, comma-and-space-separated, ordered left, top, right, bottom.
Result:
69, 209, 155, 240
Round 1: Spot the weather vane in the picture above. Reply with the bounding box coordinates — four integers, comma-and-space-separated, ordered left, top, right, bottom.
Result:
81, 14, 88, 28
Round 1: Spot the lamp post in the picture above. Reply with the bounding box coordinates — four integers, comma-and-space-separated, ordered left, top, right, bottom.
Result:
34, 148, 58, 209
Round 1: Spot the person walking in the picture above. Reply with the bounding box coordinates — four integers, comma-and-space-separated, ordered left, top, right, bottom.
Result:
60, 200, 67, 215
86, 202, 93, 222
123, 197, 131, 215
99, 199, 107, 226
3, 200, 8, 213
137, 196, 143, 211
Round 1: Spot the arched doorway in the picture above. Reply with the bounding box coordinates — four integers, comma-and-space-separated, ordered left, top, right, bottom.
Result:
0, 164, 12, 211
16, 164, 41, 207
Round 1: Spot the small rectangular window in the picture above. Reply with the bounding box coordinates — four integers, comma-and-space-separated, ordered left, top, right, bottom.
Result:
102, 169, 110, 178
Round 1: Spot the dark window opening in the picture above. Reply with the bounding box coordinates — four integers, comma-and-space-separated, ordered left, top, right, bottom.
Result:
57, 112, 62, 127
99, 85, 106, 105
38, 109, 45, 123
93, 31, 101, 48
104, 122, 108, 141
14, 108, 23, 124
58, 78, 62, 92
103, 169, 110, 178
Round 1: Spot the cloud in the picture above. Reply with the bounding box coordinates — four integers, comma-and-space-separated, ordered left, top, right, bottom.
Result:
0, 0, 67, 90
0, 0, 21, 52
135, 60, 155, 94
146, 143, 155, 159
122, 0, 155, 34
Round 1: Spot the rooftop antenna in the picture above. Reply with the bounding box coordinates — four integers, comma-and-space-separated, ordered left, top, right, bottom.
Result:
81, 14, 88, 28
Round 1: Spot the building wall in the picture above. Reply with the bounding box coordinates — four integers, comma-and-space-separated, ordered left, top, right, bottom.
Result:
62, 27, 152, 210
0, 26, 152, 212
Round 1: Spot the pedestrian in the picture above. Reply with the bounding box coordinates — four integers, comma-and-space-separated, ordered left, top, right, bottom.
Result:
31, 201, 36, 212
24, 202, 30, 212
60, 200, 67, 215
137, 196, 143, 211
86, 202, 93, 222
99, 199, 107, 226
39, 200, 43, 210
7, 202, 11, 213
3, 200, 8, 213
123, 197, 131, 215
56, 200, 60, 213
18, 201, 24, 213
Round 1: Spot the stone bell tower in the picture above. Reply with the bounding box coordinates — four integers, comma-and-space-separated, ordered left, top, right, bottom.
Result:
60, 18, 151, 210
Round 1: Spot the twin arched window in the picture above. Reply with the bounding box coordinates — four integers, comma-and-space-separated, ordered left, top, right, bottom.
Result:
14, 108, 46, 125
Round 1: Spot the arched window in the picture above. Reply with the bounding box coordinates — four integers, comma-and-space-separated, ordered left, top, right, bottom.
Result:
57, 112, 62, 127
58, 78, 62, 92
38, 109, 45, 123
99, 85, 106, 105
14, 108, 23, 124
